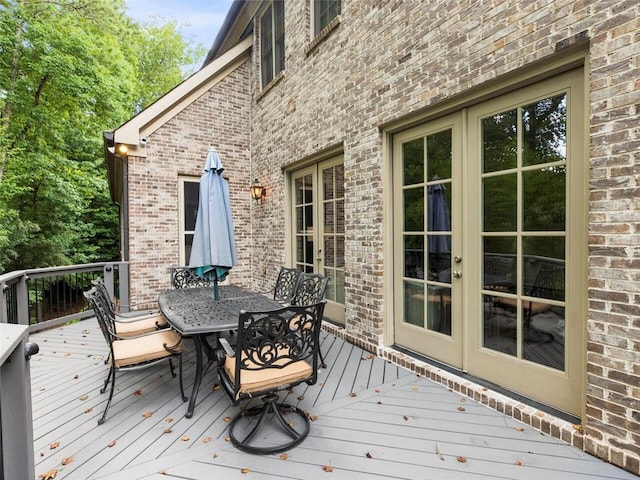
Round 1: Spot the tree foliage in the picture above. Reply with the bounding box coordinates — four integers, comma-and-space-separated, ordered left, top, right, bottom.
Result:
0, 0, 205, 273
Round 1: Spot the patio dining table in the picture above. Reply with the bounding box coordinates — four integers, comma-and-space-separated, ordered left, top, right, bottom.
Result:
158, 285, 281, 418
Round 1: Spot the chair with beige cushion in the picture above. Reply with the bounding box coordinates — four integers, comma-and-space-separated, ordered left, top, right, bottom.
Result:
84, 287, 186, 425
291, 273, 329, 367
91, 278, 168, 336
216, 300, 326, 454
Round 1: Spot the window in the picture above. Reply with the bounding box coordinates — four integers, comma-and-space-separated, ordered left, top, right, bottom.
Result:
178, 177, 199, 265
314, 0, 341, 36
260, 0, 285, 88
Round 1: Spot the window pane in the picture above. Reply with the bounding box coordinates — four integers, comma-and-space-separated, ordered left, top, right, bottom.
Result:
260, 6, 273, 87
404, 281, 424, 327
404, 187, 424, 231
483, 238, 517, 293
523, 166, 566, 231
274, 0, 285, 75
324, 235, 335, 267
323, 166, 334, 200
522, 94, 566, 167
183, 182, 199, 231
403, 138, 424, 185
483, 173, 517, 232
482, 109, 517, 173
314, 0, 341, 35
483, 294, 517, 357
324, 202, 334, 233
427, 285, 451, 335
404, 235, 424, 280
522, 236, 565, 300
426, 129, 452, 181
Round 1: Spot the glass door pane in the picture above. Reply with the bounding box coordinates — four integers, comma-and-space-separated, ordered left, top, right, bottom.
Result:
321, 163, 345, 305
481, 94, 567, 372
294, 174, 314, 273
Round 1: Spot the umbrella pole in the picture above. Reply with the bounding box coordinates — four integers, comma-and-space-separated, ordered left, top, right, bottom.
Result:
213, 270, 219, 300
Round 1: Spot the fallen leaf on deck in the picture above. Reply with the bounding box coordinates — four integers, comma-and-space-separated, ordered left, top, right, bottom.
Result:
309, 415, 318, 422
411, 386, 418, 391
377, 401, 382, 405
456, 456, 467, 463
40, 452, 45, 457
365, 452, 373, 458
181, 436, 190, 442
107, 441, 116, 447
435, 443, 445, 461
213, 383, 220, 391
297, 395, 304, 401
241, 468, 250, 474
515, 427, 524, 432
203, 437, 212, 443
280, 453, 288, 460
73, 375, 78, 379
133, 390, 142, 396
514, 460, 523, 466
61, 457, 73, 466
223, 416, 231, 422
322, 465, 334, 472
225, 436, 231, 442
536, 412, 545, 417
213, 453, 219, 458
84, 407, 93, 413
163, 429, 172, 434
403, 415, 409, 421
374, 388, 381, 393
349, 392, 357, 397
460, 398, 466, 402
64, 353, 71, 357
50, 442, 59, 450
457, 406, 466, 412
573, 424, 583, 432
38, 469, 58, 479
79, 395, 88, 401
165, 417, 173, 423
142, 412, 153, 418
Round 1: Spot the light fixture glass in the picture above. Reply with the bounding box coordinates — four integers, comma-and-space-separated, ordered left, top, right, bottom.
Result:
250, 178, 266, 205
117, 144, 128, 155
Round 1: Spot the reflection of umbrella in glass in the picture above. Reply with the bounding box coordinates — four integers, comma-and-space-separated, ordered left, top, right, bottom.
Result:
427, 180, 451, 253
189, 148, 237, 299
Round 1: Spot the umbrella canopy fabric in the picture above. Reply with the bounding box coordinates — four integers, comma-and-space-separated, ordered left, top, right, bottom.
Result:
427, 182, 451, 254
189, 148, 237, 296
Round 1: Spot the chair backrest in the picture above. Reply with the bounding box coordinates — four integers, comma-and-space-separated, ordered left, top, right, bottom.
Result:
83, 287, 117, 346
292, 273, 329, 306
227, 301, 326, 397
273, 267, 301, 304
171, 267, 212, 289
91, 278, 117, 314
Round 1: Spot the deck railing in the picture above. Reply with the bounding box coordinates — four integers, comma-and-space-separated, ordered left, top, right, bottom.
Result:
0, 262, 129, 480
0, 262, 129, 333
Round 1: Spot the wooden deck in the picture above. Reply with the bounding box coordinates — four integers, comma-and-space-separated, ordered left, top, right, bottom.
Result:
30, 319, 636, 480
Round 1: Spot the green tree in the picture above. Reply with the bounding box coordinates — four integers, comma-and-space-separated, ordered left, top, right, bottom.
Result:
0, 0, 204, 273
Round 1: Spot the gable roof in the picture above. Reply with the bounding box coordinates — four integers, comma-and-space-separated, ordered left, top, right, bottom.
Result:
103, 36, 252, 203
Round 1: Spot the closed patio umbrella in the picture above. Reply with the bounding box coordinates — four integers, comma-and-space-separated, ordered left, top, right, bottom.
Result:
427, 180, 451, 253
189, 148, 237, 299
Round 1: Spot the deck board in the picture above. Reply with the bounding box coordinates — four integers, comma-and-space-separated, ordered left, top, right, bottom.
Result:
29, 318, 637, 480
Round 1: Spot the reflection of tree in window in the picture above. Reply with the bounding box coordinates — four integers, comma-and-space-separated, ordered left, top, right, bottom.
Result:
522, 94, 566, 166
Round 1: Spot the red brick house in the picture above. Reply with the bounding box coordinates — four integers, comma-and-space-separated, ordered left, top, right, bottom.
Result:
104, 1, 640, 473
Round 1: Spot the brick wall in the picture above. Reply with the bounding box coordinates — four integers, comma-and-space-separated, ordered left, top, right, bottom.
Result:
127, 60, 252, 308
245, 0, 639, 473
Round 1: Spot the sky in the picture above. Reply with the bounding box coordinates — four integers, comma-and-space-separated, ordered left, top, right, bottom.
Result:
125, 0, 234, 66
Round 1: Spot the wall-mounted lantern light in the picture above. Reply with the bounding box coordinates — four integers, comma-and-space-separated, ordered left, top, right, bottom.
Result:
250, 178, 267, 205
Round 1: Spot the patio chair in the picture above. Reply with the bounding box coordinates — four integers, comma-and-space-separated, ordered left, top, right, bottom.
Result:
273, 266, 302, 305
91, 278, 168, 336
84, 287, 186, 425
292, 273, 329, 367
171, 266, 213, 289
216, 301, 326, 454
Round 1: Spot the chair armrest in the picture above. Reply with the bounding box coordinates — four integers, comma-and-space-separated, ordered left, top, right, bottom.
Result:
218, 337, 236, 358
114, 310, 160, 322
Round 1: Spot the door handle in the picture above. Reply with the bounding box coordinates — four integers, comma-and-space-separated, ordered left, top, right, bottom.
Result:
452, 271, 462, 278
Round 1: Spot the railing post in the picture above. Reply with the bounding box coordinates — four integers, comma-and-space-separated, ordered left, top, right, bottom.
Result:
118, 262, 131, 313
17, 276, 30, 326
0, 324, 37, 480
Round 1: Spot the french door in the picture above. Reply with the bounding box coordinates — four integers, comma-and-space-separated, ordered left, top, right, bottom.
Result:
393, 69, 586, 415
291, 156, 345, 324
